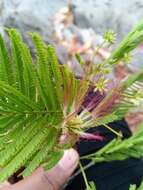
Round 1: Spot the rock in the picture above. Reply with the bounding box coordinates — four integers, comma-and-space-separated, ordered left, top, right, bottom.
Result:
0, 0, 67, 43
0, 0, 143, 70
73, 0, 143, 41
1, 0, 143, 41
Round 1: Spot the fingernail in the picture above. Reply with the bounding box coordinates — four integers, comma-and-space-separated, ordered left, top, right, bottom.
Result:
58, 149, 79, 171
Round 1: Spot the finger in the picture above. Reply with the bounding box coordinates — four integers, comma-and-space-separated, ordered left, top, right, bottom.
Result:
3, 148, 79, 190
0, 182, 10, 189
43, 148, 79, 190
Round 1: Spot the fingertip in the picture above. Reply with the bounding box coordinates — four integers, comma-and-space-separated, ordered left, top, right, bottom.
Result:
59, 148, 79, 172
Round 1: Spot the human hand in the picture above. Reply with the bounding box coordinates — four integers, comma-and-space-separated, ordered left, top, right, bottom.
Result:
0, 148, 79, 190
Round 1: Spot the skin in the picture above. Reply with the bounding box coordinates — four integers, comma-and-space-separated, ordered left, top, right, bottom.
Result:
0, 149, 79, 190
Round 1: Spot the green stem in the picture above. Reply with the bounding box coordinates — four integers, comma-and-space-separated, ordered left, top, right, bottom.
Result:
103, 124, 122, 138
80, 153, 95, 160
92, 41, 106, 61
79, 161, 90, 189
95, 41, 106, 55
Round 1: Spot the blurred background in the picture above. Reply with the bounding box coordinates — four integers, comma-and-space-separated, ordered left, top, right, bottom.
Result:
0, 0, 143, 131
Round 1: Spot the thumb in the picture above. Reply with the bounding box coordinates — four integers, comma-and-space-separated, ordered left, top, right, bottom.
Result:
4, 149, 79, 190
44, 148, 79, 189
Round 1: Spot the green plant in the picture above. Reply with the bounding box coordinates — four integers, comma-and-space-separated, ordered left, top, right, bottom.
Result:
129, 180, 143, 190
81, 122, 143, 162
0, 20, 143, 189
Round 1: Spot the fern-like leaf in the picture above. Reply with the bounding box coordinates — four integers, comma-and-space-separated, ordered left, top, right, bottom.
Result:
107, 20, 143, 64
0, 34, 13, 84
